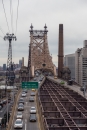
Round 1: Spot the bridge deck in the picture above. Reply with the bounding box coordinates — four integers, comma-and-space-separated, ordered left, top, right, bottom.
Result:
38, 77, 87, 130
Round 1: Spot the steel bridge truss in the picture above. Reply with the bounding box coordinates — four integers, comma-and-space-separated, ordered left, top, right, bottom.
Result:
29, 24, 55, 76
38, 79, 87, 130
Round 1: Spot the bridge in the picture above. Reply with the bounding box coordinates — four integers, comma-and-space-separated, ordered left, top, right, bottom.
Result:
0, 25, 87, 130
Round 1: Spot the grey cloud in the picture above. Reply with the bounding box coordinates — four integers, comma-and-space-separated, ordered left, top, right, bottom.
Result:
0, 0, 87, 66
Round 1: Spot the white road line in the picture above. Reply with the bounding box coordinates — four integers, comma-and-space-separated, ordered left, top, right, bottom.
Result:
25, 119, 27, 130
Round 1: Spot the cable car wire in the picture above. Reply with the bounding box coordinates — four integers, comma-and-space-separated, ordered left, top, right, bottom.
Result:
10, 0, 13, 33
15, 0, 19, 35
2, 0, 10, 33
0, 27, 5, 35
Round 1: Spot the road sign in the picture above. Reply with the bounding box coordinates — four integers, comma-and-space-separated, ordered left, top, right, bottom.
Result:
21, 82, 38, 89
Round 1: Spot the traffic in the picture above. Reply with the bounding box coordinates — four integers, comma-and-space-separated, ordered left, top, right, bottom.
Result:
11, 88, 39, 130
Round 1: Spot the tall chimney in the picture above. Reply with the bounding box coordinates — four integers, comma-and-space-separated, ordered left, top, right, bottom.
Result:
58, 24, 63, 77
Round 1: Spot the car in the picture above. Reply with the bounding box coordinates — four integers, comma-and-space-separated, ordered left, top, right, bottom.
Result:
19, 98, 24, 104
14, 119, 23, 128
29, 114, 37, 122
21, 92, 26, 97
3, 100, 7, 104
33, 78, 37, 81
80, 87, 84, 91
39, 78, 43, 81
38, 81, 40, 84
54, 76, 57, 79
0, 117, 2, 127
0, 105, 2, 110
16, 112, 23, 119
29, 97, 34, 102
31, 89, 36, 91
30, 107, 36, 114
22, 89, 27, 93
30, 92, 35, 96
36, 73, 39, 77
0, 101, 3, 108
18, 104, 24, 111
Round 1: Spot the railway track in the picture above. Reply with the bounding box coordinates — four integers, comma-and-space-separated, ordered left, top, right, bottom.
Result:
38, 78, 87, 130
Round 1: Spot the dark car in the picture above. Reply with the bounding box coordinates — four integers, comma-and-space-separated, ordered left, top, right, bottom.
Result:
80, 87, 84, 91
29, 114, 36, 122
0, 101, 3, 107
29, 97, 34, 102
19, 98, 24, 104
39, 78, 43, 81
3, 100, 7, 104
67, 80, 73, 85
30, 92, 35, 96
0, 105, 2, 110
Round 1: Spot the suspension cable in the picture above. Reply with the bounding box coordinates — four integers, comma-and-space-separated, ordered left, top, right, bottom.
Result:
2, 0, 10, 33
0, 27, 5, 35
15, 0, 19, 35
10, 0, 13, 33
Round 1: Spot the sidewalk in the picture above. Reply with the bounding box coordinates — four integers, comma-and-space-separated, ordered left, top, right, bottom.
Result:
48, 76, 87, 100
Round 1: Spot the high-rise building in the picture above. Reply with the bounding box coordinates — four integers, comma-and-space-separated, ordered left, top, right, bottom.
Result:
22, 57, 24, 66
64, 54, 75, 80
75, 40, 87, 86
19, 60, 22, 68
3, 64, 6, 71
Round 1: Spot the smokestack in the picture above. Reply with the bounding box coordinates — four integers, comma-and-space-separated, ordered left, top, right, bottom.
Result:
58, 24, 64, 77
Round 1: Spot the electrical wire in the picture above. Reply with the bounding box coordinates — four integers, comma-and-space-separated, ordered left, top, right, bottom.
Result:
2, 0, 10, 33
10, 0, 13, 33
15, 0, 19, 35
0, 27, 5, 35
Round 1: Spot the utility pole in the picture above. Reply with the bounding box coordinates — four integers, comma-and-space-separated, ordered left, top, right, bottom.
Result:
4, 33, 17, 126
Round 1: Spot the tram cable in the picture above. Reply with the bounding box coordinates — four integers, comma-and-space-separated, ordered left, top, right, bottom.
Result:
15, 0, 19, 35
0, 27, 5, 35
10, 0, 13, 33
2, 0, 10, 33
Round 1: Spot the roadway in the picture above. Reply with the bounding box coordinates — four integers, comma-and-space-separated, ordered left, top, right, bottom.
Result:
10, 89, 39, 130
48, 76, 87, 99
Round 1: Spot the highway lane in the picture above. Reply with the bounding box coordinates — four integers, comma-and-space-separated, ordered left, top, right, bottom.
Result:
11, 89, 39, 130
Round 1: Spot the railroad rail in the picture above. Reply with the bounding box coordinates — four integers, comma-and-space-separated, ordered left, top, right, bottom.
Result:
38, 78, 87, 130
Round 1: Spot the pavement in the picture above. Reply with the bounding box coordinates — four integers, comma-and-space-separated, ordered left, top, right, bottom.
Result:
48, 76, 87, 100
10, 89, 39, 130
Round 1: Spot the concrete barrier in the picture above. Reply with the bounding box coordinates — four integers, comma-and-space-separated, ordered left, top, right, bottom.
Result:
6, 89, 21, 130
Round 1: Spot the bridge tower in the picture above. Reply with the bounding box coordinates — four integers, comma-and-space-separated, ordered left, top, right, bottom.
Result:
28, 24, 56, 77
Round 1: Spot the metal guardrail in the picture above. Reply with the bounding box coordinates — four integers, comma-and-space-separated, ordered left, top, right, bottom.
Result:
6, 89, 21, 130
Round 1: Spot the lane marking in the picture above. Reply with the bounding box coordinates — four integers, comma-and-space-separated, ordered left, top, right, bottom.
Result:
25, 119, 27, 130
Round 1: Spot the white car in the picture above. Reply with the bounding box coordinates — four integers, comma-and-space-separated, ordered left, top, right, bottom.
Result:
30, 107, 36, 114
21, 92, 26, 97
18, 104, 24, 111
16, 112, 23, 119
14, 119, 23, 128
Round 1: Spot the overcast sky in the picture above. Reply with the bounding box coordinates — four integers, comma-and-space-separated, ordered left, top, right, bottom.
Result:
0, 0, 87, 67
